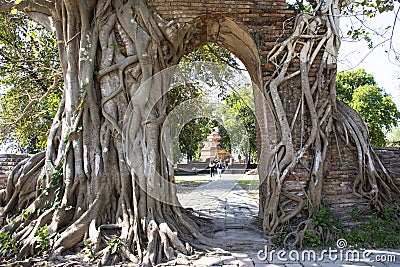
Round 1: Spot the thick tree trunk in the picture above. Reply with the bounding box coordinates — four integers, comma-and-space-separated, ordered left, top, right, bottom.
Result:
0, 0, 210, 265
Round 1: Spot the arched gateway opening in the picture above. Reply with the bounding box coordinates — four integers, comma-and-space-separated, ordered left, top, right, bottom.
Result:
169, 16, 272, 250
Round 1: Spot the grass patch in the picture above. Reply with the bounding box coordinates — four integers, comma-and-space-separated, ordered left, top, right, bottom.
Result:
236, 178, 260, 204
344, 206, 400, 248
174, 180, 209, 194
175, 180, 207, 184
236, 179, 260, 190
271, 205, 400, 249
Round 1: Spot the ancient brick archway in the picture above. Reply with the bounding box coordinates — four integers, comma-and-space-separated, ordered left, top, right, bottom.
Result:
147, 0, 291, 86
150, 0, 291, 172
185, 15, 262, 87
145, 0, 398, 220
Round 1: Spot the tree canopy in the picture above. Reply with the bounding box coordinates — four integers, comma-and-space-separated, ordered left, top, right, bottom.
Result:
336, 69, 400, 146
221, 87, 257, 161
0, 12, 62, 153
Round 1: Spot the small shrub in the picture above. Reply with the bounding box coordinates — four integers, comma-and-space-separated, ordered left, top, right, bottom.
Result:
35, 225, 50, 253
272, 231, 287, 247
107, 238, 122, 255
345, 206, 400, 248
83, 239, 97, 261
0, 232, 17, 258
305, 205, 342, 247
303, 231, 324, 247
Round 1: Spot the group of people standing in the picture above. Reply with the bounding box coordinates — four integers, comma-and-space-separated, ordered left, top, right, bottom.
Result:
208, 159, 224, 177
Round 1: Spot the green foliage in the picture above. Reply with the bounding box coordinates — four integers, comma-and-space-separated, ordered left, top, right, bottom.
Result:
35, 225, 50, 253
336, 69, 400, 146
214, 122, 231, 152
387, 126, 400, 146
21, 208, 34, 220
178, 118, 211, 161
171, 43, 250, 162
304, 205, 342, 247
182, 43, 240, 70
286, 0, 312, 13
174, 117, 231, 162
336, 69, 376, 103
351, 85, 399, 146
107, 238, 122, 255
168, 83, 208, 161
0, 232, 17, 258
179, 43, 240, 98
222, 87, 257, 161
346, 27, 374, 49
342, 1, 398, 50
272, 231, 287, 247
83, 239, 97, 261
168, 84, 204, 111
346, 206, 400, 248
171, 42, 257, 162
273, 206, 343, 248
311, 205, 340, 232
303, 231, 324, 247
345, 0, 398, 18
0, 12, 62, 153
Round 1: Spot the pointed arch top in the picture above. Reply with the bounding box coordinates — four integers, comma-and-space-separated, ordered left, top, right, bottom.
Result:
186, 15, 263, 88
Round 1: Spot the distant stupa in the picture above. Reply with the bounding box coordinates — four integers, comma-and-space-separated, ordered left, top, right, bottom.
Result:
199, 128, 223, 162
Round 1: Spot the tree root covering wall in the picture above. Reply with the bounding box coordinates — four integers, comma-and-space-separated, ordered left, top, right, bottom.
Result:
374, 147, 400, 185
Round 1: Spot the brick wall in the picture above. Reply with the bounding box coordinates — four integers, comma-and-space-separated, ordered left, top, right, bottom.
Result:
374, 147, 400, 183
323, 138, 367, 211
324, 144, 400, 212
0, 154, 30, 189
148, 0, 291, 24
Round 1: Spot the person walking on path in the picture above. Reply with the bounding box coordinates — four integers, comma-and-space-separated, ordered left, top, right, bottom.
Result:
216, 159, 224, 178
209, 160, 216, 177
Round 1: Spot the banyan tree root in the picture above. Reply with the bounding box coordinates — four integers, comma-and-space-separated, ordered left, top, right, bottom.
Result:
335, 100, 400, 210
259, 0, 400, 247
0, 0, 214, 265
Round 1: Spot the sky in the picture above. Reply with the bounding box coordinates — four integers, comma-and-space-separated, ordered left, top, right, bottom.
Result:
337, 5, 400, 109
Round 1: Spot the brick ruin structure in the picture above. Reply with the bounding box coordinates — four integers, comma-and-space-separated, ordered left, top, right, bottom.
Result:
2, 148, 399, 209
146, 0, 400, 212
0, 154, 30, 190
